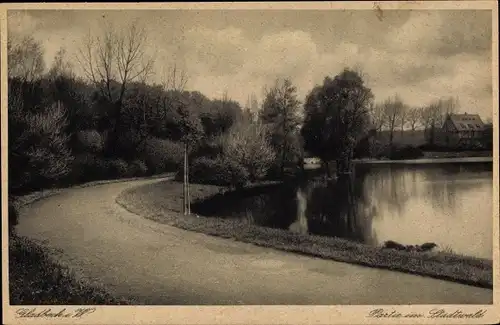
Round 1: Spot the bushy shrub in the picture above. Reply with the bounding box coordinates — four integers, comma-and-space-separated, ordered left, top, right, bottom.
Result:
144, 137, 184, 174
129, 160, 148, 177
190, 137, 224, 159
108, 159, 130, 178
9, 100, 73, 193
70, 153, 112, 183
188, 156, 249, 188
221, 120, 275, 181
116, 128, 147, 159
75, 129, 104, 153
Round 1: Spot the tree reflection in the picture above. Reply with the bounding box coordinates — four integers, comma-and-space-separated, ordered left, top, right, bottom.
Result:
193, 162, 492, 249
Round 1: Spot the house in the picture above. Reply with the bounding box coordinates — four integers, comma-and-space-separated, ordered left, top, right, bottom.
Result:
440, 113, 485, 147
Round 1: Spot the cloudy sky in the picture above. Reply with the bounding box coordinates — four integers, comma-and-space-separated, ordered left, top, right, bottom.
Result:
8, 8, 493, 118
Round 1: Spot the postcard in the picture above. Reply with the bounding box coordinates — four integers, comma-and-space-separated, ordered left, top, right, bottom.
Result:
1, 2, 499, 324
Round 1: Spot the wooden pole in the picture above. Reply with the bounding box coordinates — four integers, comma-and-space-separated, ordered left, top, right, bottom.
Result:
183, 142, 187, 215
186, 143, 191, 215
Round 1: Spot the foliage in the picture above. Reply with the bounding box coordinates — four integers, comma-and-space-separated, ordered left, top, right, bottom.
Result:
189, 156, 249, 188
200, 98, 243, 137
260, 78, 302, 176
380, 95, 406, 147
75, 130, 105, 153
374, 145, 425, 160
70, 154, 112, 183
143, 137, 185, 174
301, 68, 373, 175
221, 119, 276, 181
129, 160, 149, 177
9, 99, 73, 193
8, 34, 45, 82
108, 159, 131, 178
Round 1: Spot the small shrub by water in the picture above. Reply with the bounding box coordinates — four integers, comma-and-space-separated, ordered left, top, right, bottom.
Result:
188, 156, 249, 188
376, 145, 425, 160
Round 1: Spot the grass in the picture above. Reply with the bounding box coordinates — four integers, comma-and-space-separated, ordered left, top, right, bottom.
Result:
9, 234, 132, 305
116, 179, 493, 290
7, 174, 173, 305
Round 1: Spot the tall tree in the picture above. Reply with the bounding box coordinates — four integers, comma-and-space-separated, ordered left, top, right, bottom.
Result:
259, 78, 302, 177
381, 95, 406, 147
369, 102, 385, 134
76, 21, 155, 156
8, 34, 45, 83
406, 107, 421, 131
397, 103, 408, 136
222, 119, 276, 181
301, 68, 373, 177
422, 97, 459, 145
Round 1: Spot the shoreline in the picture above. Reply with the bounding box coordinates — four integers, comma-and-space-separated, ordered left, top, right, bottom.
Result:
354, 156, 493, 164
116, 179, 493, 289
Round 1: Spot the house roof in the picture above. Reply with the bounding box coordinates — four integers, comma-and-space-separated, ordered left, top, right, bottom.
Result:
446, 114, 485, 131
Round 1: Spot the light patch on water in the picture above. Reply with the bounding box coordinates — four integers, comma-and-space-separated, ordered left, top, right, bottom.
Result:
289, 187, 308, 235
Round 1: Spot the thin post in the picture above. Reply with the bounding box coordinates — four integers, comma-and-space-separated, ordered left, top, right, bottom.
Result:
183, 141, 187, 215
186, 143, 191, 215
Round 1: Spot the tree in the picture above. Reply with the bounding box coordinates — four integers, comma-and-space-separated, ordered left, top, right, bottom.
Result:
222, 119, 276, 181
406, 107, 421, 131
301, 68, 373, 177
259, 78, 302, 177
421, 97, 459, 145
397, 103, 408, 136
381, 95, 406, 147
76, 21, 155, 156
45, 47, 95, 139
8, 34, 45, 82
369, 102, 385, 134
9, 100, 73, 192
48, 47, 74, 80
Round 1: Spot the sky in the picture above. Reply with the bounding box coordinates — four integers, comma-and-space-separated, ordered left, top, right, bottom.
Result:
7, 8, 494, 118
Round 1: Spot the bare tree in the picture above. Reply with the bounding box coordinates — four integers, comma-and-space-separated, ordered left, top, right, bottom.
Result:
76, 21, 155, 152
48, 47, 74, 80
8, 34, 45, 82
161, 63, 188, 93
369, 102, 385, 134
406, 107, 421, 131
421, 99, 449, 145
381, 95, 405, 147
397, 104, 408, 136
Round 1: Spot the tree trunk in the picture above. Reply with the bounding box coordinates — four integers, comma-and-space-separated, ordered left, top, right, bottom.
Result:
280, 142, 286, 178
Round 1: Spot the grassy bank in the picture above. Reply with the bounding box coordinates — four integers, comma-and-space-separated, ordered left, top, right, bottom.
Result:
116, 179, 493, 289
7, 175, 174, 305
9, 234, 131, 305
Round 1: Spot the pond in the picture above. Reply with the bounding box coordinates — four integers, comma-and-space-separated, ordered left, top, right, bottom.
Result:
192, 162, 493, 259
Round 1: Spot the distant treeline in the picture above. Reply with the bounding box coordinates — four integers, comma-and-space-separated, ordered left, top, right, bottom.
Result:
8, 23, 493, 196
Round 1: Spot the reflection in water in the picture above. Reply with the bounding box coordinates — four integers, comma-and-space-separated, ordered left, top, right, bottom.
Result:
289, 188, 308, 234
193, 162, 493, 259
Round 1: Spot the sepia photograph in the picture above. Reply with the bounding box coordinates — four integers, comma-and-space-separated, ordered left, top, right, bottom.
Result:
1, 2, 498, 324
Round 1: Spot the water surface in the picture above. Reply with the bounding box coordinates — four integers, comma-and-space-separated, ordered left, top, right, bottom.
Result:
194, 162, 493, 259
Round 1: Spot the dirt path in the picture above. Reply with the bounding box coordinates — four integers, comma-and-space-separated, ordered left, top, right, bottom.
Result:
15, 178, 492, 305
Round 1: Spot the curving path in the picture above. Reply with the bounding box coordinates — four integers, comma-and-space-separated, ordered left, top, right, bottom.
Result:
16, 178, 492, 305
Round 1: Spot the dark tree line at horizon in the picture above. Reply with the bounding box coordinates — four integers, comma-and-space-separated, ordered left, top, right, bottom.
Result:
7, 22, 492, 197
